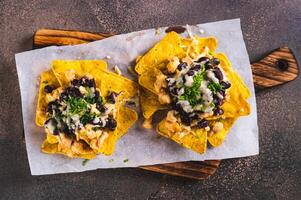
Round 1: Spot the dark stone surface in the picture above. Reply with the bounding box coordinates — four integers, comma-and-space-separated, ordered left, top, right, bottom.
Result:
0, 0, 300, 199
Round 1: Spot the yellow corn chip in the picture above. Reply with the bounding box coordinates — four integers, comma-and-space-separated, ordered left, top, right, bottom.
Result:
157, 118, 207, 154
52, 60, 107, 86
140, 88, 167, 119
35, 70, 60, 127
207, 118, 237, 147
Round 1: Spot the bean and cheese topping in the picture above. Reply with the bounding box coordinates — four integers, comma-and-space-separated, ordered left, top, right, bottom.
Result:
44, 77, 118, 137
164, 54, 231, 127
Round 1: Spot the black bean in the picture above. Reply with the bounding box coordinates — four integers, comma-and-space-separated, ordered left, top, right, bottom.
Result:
71, 79, 80, 87
197, 120, 209, 128
219, 90, 225, 97
213, 95, 221, 106
196, 57, 210, 63
187, 70, 195, 76
106, 118, 117, 131
96, 103, 106, 113
87, 79, 96, 88
107, 92, 118, 104
220, 81, 231, 89
53, 128, 59, 135
177, 62, 187, 70
180, 114, 191, 126
192, 64, 201, 71
94, 90, 100, 100
44, 85, 54, 93
60, 92, 68, 101
213, 68, 223, 80
212, 58, 220, 66
170, 87, 178, 95
46, 101, 59, 114
205, 61, 213, 70
59, 122, 71, 135
214, 107, 224, 116
66, 87, 82, 97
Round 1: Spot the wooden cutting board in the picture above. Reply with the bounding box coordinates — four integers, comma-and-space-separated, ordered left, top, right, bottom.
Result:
33, 28, 299, 180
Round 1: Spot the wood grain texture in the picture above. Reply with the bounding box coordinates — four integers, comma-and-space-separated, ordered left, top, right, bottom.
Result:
32, 29, 298, 180
251, 47, 298, 88
34, 29, 113, 47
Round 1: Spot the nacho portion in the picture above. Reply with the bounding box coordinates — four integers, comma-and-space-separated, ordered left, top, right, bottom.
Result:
37, 60, 138, 159
135, 32, 250, 154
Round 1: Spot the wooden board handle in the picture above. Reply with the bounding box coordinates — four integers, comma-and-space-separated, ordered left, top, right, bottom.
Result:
32, 28, 299, 180
251, 47, 298, 89
34, 29, 113, 47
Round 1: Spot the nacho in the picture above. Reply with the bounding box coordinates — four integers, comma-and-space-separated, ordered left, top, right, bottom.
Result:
140, 88, 166, 119
36, 60, 138, 159
135, 32, 250, 154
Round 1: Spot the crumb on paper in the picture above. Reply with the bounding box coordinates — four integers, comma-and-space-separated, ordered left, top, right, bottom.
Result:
109, 159, 114, 163
199, 29, 205, 34
82, 159, 89, 166
155, 27, 162, 35
105, 55, 111, 59
123, 158, 129, 163
142, 117, 153, 129
113, 65, 122, 75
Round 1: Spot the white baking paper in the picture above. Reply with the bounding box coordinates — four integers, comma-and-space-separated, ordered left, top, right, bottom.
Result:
15, 19, 259, 175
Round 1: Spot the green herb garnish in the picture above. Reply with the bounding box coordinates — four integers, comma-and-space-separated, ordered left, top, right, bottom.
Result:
207, 82, 223, 94
42, 81, 49, 84
82, 159, 89, 166
208, 50, 215, 56
180, 73, 204, 106
85, 87, 95, 104
123, 158, 129, 163
67, 97, 88, 115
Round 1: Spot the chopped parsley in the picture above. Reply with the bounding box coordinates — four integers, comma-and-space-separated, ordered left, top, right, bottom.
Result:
208, 50, 215, 56
85, 87, 96, 104
180, 73, 204, 106
67, 97, 88, 115
207, 82, 223, 94
82, 159, 89, 166
123, 158, 129, 163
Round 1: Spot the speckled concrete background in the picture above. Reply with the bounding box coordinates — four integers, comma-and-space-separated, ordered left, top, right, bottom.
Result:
0, 0, 300, 199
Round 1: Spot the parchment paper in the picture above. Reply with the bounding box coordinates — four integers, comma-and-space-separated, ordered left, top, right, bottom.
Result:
15, 19, 259, 175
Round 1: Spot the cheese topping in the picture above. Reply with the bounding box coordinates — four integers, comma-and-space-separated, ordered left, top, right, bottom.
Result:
164, 53, 232, 127
44, 77, 118, 137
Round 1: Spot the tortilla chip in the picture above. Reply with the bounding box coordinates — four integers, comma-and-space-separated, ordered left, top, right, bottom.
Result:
215, 53, 250, 118
35, 70, 60, 127
41, 138, 96, 159
140, 88, 167, 119
96, 106, 138, 155
93, 69, 139, 100
207, 118, 237, 147
157, 118, 207, 154
139, 67, 164, 94
52, 60, 108, 86
52, 60, 138, 100
135, 32, 218, 75
135, 32, 185, 75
